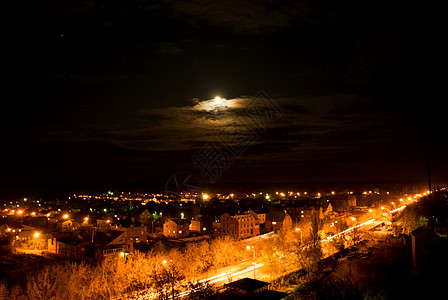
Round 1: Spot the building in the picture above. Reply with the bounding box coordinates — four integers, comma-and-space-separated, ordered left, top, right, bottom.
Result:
55, 235, 89, 261
163, 219, 190, 238
328, 194, 357, 212
265, 209, 292, 232
298, 206, 324, 223
222, 278, 286, 299
216, 213, 259, 239
53, 230, 133, 262
58, 219, 80, 232
246, 209, 266, 225
94, 230, 133, 261
189, 219, 203, 232
97, 219, 112, 232
114, 217, 148, 244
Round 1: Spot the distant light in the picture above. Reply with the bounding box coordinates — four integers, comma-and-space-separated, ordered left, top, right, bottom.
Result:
33, 232, 40, 238
214, 96, 223, 105
202, 194, 209, 200
63, 214, 69, 219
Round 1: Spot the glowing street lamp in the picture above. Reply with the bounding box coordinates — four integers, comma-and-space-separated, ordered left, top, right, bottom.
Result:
295, 228, 302, 244
246, 245, 256, 279
33, 232, 40, 250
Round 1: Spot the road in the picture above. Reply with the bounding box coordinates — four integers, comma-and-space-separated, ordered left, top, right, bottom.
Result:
134, 193, 424, 299
197, 217, 382, 287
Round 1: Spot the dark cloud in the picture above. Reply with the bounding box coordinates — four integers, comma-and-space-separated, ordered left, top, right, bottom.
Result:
168, 0, 334, 34
3, 0, 447, 189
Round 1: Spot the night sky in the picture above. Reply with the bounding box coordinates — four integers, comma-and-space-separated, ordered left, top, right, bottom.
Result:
3, 0, 447, 193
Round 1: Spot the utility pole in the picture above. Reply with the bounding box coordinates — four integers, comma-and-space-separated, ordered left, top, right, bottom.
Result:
427, 160, 434, 232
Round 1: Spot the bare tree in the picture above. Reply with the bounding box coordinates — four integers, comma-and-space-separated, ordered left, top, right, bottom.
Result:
151, 259, 185, 300
310, 211, 321, 248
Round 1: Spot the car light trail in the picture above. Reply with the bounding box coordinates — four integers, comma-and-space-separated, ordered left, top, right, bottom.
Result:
325, 219, 376, 242
390, 205, 406, 213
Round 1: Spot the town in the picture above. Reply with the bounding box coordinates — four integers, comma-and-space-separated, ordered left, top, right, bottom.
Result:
0, 186, 420, 261
1, 184, 447, 299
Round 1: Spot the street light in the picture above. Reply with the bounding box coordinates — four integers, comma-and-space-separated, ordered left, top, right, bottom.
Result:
246, 245, 256, 279
295, 228, 302, 244
33, 232, 40, 250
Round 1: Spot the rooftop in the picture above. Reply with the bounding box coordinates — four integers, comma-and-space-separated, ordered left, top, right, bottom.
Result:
225, 277, 269, 293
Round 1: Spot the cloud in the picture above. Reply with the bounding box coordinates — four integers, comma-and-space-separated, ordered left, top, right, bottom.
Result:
167, 0, 334, 34
86, 93, 402, 160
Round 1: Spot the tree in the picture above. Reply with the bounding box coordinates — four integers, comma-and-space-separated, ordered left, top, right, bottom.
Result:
296, 246, 322, 281
151, 259, 185, 300
310, 211, 321, 248
259, 235, 287, 280
184, 280, 216, 300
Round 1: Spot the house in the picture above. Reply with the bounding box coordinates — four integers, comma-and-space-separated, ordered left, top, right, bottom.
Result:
327, 194, 357, 212
265, 209, 292, 232
114, 217, 148, 244
246, 209, 267, 225
58, 219, 80, 232
163, 219, 190, 238
189, 219, 203, 232
55, 235, 90, 261
323, 202, 334, 218
298, 206, 325, 223
224, 278, 270, 296
53, 230, 133, 263
216, 213, 259, 239
94, 230, 133, 261
97, 219, 112, 232
136, 208, 152, 225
